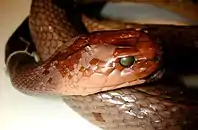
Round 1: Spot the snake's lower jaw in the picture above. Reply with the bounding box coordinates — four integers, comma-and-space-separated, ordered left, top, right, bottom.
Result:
87, 79, 146, 96
115, 79, 147, 89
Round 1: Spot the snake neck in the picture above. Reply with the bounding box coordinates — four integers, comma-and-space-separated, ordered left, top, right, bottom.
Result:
29, 0, 87, 61
6, 49, 65, 96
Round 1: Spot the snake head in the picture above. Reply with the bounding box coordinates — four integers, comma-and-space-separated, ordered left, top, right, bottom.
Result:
54, 29, 162, 95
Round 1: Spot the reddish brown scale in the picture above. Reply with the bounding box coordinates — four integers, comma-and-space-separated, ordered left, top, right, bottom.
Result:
75, 52, 82, 60
111, 38, 138, 46
91, 58, 116, 76
95, 66, 114, 76
86, 30, 141, 45
97, 61, 110, 68
51, 35, 91, 77
69, 35, 88, 51
47, 77, 53, 84
42, 69, 50, 75
60, 69, 67, 77
51, 46, 83, 78
132, 60, 159, 78
138, 33, 151, 42
67, 74, 72, 79
83, 67, 94, 77
89, 58, 100, 65
67, 62, 74, 72
94, 60, 115, 75
113, 48, 139, 57
92, 112, 105, 122
136, 41, 158, 60
79, 67, 86, 72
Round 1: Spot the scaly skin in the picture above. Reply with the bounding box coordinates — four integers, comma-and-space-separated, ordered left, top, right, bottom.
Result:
64, 84, 198, 130
5, 0, 198, 129
6, 0, 161, 96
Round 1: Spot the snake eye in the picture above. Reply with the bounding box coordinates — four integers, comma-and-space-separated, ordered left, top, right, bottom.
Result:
119, 56, 135, 67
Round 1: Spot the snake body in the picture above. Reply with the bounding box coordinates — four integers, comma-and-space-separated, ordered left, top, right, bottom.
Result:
5, 0, 198, 129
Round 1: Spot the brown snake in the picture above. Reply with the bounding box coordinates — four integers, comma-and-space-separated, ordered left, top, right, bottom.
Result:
5, 0, 198, 129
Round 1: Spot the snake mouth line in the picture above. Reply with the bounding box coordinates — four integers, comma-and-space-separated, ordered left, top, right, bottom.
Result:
145, 67, 165, 83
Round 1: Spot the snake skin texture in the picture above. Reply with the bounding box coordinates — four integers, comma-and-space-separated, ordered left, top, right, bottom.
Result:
29, 0, 87, 61
64, 84, 198, 130
5, 0, 198, 129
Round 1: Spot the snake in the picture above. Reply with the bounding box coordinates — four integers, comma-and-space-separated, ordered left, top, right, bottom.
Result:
5, 0, 198, 129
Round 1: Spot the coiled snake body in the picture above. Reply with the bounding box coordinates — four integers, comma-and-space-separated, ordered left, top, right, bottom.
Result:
5, 0, 198, 129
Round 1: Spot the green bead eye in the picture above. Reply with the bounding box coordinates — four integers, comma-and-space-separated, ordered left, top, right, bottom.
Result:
119, 56, 135, 67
